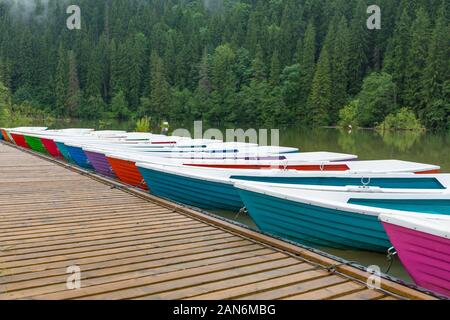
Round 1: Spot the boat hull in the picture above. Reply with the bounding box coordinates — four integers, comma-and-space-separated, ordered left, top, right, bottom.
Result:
10, 133, 29, 148
55, 142, 75, 163
65, 145, 93, 169
85, 150, 116, 177
106, 157, 148, 190
237, 188, 391, 252
23, 135, 48, 154
41, 138, 62, 158
382, 222, 450, 297
6, 131, 15, 144
1, 129, 10, 142
137, 165, 243, 211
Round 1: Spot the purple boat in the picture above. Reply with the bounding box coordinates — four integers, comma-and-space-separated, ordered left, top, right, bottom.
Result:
380, 213, 450, 298
84, 147, 116, 178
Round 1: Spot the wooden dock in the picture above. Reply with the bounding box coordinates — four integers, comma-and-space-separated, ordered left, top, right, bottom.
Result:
0, 142, 436, 300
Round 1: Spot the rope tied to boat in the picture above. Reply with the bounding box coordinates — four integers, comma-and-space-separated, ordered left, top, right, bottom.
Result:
320, 163, 325, 171
138, 179, 147, 188
385, 246, 397, 273
235, 207, 248, 220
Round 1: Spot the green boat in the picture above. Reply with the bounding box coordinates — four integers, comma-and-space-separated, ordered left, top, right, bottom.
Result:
23, 135, 49, 154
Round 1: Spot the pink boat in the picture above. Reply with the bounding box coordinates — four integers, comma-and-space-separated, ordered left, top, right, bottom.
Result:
380, 214, 450, 298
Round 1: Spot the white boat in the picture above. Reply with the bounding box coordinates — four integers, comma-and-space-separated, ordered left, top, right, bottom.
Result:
233, 180, 450, 252
133, 161, 445, 213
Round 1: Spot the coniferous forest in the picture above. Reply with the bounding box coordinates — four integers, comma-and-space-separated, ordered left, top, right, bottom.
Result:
0, 0, 448, 129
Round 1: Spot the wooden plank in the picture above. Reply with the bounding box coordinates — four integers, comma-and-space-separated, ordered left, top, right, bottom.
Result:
0, 224, 215, 261
185, 269, 331, 300
2, 234, 240, 275
140, 262, 310, 300
1, 250, 278, 300
283, 282, 364, 300
1, 243, 266, 292
238, 275, 348, 300
333, 288, 388, 300
0, 225, 222, 253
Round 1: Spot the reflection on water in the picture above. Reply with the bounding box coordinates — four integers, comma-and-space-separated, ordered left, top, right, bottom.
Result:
8, 119, 450, 284
377, 130, 423, 152
280, 127, 450, 172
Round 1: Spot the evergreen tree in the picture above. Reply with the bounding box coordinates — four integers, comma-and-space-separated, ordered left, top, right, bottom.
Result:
347, 0, 368, 95
209, 44, 237, 121
54, 44, 67, 117
149, 51, 171, 120
330, 16, 350, 121
85, 47, 102, 99
308, 45, 332, 126
421, 7, 450, 129
110, 90, 130, 119
383, 8, 412, 105
269, 49, 281, 85
0, 0, 447, 128
192, 49, 212, 118
251, 45, 266, 81
298, 20, 316, 112
66, 51, 81, 117
280, 64, 302, 120
404, 8, 431, 112
127, 33, 147, 110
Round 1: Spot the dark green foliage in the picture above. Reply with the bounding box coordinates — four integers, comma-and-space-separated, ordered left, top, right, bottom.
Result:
377, 107, 424, 131
0, 0, 447, 129
356, 72, 397, 127
110, 90, 130, 120
308, 45, 332, 126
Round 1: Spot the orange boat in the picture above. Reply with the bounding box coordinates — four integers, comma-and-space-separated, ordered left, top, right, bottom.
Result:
106, 155, 148, 190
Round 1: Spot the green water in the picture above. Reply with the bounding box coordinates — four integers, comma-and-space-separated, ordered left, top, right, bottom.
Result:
12, 119, 450, 284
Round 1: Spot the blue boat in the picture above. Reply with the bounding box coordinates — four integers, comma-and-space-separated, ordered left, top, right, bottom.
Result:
234, 182, 450, 252
136, 163, 244, 211
65, 143, 93, 169
55, 141, 74, 163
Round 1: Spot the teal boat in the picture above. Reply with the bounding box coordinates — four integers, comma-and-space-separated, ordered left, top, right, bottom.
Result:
137, 163, 243, 211
234, 181, 450, 252
136, 162, 448, 213
55, 141, 75, 163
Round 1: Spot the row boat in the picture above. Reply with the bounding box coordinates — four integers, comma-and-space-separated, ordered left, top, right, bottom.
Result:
380, 214, 450, 297
79, 148, 345, 189
133, 162, 446, 213
233, 181, 450, 252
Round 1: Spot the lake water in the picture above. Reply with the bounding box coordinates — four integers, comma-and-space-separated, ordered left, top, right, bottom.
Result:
9, 119, 450, 284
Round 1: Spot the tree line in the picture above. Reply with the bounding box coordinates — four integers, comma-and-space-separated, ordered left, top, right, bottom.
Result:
0, 0, 448, 129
